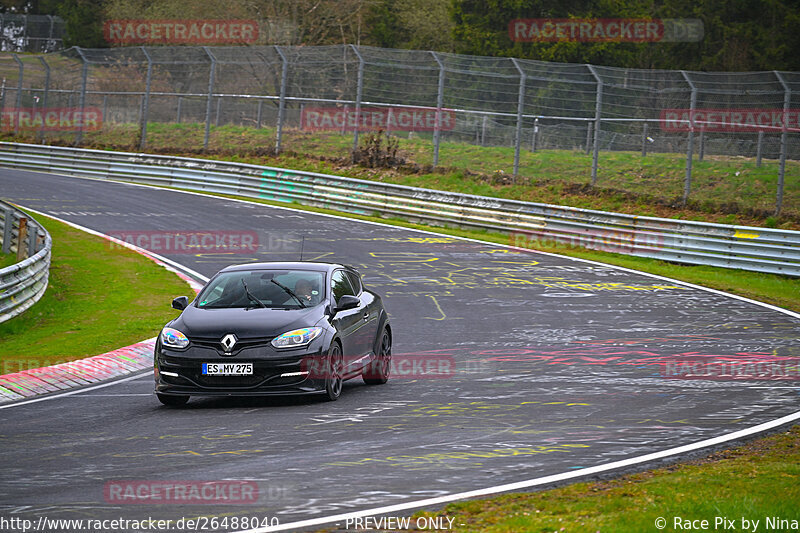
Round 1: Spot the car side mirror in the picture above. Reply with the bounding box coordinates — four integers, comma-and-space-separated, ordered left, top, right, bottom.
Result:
334, 294, 359, 313
172, 296, 189, 310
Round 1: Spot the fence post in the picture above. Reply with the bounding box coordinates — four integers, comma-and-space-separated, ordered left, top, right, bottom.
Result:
531, 117, 539, 151
481, 115, 487, 146
256, 99, 263, 129
75, 47, 89, 145
680, 70, 697, 206
698, 130, 705, 161
275, 45, 288, 154
341, 104, 348, 135
47, 15, 55, 50
26, 221, 36, 257
755, 131, 763, 167
176, 96, 182, 122
774, 71, 790, 217
350, 45, 364, 158
430, 51, 445, 168
215, 95, 222, 126
511, 58, 525, 180
16, 217, 27, 262
139, 46, 153, 150
2, 207, 12, 254
37, 56, 49, 142
12, 54, 23, 135
641, 122, 648, 157
585, 122, 591, 154
587, 65, 602, 185
20, 14, 27, 50
202, 46, 216, 150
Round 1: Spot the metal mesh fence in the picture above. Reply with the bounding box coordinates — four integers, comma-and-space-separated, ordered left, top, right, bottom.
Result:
0, 44, 797, 214
0, 14, 64, 53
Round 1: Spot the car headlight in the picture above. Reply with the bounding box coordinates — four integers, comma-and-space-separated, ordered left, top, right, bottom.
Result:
271, 327, 323, 349
160, 327, 190, 349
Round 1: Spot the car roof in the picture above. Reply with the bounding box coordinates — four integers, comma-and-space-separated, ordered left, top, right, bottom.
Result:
219, 262, 354, 274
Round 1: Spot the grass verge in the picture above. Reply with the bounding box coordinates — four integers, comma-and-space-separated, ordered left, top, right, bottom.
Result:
370, 426, 800, 533
0, 213, 191, 374
4, 122, 799, 228
0, 252, 15, 269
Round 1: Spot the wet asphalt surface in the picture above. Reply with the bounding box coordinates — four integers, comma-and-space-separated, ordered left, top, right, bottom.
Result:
0, 168, 798, 532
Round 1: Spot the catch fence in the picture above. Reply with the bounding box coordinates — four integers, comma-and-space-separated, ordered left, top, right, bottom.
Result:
0, 45, 797, 213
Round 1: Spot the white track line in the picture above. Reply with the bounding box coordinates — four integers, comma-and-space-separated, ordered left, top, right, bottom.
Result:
238, 410, 800, 533
20, 205, 210, 285
0, 372, 149, 410
6, 167, 800, 532
0, 207, 209, 411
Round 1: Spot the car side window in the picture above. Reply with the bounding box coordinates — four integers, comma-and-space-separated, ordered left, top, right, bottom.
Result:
331, 270, 355, 303
344, 270, 362, 295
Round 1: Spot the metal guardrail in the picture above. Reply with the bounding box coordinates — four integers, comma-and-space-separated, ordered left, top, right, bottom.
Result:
0, 141, 798, 277
0, 198, 51, 323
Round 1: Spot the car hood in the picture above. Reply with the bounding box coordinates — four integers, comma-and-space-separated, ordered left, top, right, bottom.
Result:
172, 304, 324, 339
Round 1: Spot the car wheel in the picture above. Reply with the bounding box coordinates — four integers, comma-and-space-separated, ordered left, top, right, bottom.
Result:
324, 342, 343, 401
157, 393, 189, 406
363, 328, 391, 385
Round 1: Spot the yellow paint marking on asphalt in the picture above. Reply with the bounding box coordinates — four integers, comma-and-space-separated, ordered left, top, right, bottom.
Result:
423, 294, 454, 321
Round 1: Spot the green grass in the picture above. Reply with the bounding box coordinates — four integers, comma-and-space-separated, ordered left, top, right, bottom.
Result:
5, 121, 798, 229
0, 214, 192, 374
0, 252, 15, 269
388, 426, 800, 533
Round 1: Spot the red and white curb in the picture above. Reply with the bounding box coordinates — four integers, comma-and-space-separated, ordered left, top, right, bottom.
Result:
0, 207, 206, 405
0, 339, 158, 402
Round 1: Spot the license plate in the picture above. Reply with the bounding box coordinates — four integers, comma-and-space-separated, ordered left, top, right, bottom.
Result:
202, 363, 253, 376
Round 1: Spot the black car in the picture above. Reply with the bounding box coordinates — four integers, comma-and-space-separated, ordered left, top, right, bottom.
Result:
154, 262, 391, 405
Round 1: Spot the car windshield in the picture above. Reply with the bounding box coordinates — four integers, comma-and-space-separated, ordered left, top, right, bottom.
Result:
196, 270, 325, 309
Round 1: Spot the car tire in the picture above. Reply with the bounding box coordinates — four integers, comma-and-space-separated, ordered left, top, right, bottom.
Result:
323, 342, 343, 401
157, 393, 189, 406
363, 328, 391, 385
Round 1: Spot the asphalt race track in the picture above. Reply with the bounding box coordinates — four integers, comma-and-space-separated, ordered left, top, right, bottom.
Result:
1, 168, 799, 532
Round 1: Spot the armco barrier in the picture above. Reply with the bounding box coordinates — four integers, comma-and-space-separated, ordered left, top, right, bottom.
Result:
0, 141, 798, 277
0, 198, 51, 323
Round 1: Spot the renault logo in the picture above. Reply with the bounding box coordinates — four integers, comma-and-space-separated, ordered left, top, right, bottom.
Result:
221, 334, 237, 352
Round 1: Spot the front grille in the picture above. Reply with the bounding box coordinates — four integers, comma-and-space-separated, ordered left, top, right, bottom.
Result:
188, 335, 275, 356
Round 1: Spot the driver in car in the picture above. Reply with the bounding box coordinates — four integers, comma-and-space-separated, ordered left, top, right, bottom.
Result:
294, 279, 316, 304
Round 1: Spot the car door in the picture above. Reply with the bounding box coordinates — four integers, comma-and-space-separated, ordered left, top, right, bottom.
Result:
330, 269, 365, 370
345, 269, 380, 357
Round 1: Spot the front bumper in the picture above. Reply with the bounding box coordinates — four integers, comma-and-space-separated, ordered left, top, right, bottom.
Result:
154, 343, 328, 396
